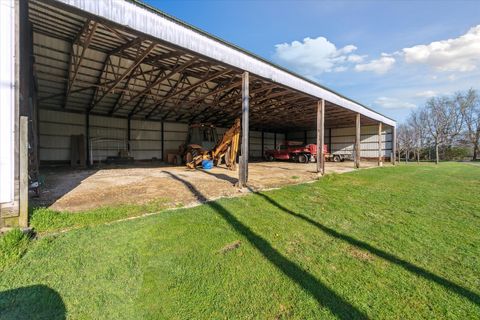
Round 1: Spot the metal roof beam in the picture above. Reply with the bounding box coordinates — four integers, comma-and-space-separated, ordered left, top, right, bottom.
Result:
88, 41, 156, 112
64, 20, 97, 108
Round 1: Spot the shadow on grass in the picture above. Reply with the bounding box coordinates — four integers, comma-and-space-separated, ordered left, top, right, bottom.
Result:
165, 171, 368, 319
256, 192, 480, 307
0, 284, 66, 320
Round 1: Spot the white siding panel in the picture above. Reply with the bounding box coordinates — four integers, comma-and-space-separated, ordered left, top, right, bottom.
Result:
287, 125, 393, 158
39, 109, 86, 161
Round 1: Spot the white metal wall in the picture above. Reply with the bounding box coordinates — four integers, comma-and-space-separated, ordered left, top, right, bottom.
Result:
215, 128, 285, 159
39, 109, 190, 162
39, 109, 85, 161
288, 125, 393, 158
89, 115, 128, 161
163, 122, 188, 153
130, 119, 162, 160
0, 0, 15, 203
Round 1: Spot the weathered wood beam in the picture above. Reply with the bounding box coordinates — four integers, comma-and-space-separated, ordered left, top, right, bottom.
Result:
393, 126, 397, 165
317, 99, 325, 175
201, 85, 299, 124
378, 122, 383, 166
239, 71, 249, 187
164, 69, 231, 103
145, 73, 187, 119
89, 42, 156, 111
143, 50, 184, 64
183, 78, 243, 111
121, 57, 198, 108
109, 37, 144, 56
355, 113, 361, 169
142, 68, 232, 119
64, 20, 97, 108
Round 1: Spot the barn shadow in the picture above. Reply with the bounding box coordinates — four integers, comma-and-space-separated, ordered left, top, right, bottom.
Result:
163, 171, 368, 319
256, 192, 480, 307
0, 284, 66, 320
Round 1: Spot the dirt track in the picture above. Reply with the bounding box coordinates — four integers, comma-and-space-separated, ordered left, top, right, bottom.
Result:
33, 161, 377, 212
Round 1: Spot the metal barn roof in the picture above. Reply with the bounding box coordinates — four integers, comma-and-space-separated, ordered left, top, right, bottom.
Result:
31, 0, 395, 130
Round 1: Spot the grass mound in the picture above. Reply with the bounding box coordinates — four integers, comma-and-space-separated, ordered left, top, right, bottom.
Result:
0, 229, 31, 271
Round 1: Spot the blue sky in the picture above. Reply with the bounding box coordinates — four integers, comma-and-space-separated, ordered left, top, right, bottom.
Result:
144, 0, 480, 122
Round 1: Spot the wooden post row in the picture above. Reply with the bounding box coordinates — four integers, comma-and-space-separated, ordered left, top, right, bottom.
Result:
239, 71, 249, 187
316, 99, 325, 175
19, 116, 29, 228
378, 122, 383, 166
355, 113, 361, 169
392, 125, 397, 165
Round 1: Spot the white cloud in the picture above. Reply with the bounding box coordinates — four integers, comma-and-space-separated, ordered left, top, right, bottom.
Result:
415, 90, 437, 98
403, 25, 480, 72
448, 74, 457, 81
354, 54, 396, 74
273, 36, 361, 75
347, 54, 366, 63
374, 97, 416, 109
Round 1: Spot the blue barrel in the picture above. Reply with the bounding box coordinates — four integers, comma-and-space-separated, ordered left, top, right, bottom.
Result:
202, 159, 213, 170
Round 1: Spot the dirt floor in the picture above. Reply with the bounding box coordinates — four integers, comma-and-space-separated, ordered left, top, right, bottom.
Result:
32, 161, 378, 212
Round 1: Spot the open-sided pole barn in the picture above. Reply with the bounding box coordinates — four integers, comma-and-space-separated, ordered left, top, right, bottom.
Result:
0, 0, 396, 227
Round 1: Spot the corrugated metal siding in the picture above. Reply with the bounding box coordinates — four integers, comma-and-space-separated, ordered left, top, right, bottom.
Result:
249, 131, 262, 158
288, 125, 392, 158
287, 130, 330, 144
215, 128, 285, 159
163, 122, 188, 152
39, 109, 191, 161
0, 0, 16, 204
89, 115, 128, 161
39, 109, 85, 161
130, 119, 162, 160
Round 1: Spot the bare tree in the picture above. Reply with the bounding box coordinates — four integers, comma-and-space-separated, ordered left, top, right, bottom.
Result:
458, 89, 480, 160
408, 109, 428, 163
424, 96, 464, 164
397, 123, 415, 163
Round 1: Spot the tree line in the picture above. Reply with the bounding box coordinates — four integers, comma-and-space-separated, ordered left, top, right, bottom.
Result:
397, 88, 480, 163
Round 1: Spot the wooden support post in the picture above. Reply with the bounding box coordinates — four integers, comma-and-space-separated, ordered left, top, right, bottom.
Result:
161, 121, 165, 162
392, 126, 397, 165
355, 113, 361, 169
86, 113, 90, 166
239, 71, 249, 187
328, 128, 332, 155
261, 131, 264, 159
378, 122, 383, 166
127, 116, 131, 152
19, 116, 28, 228
316, 100, 325, 175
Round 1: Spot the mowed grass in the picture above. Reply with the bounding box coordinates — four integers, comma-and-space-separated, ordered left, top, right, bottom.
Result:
1, 163, 479, 319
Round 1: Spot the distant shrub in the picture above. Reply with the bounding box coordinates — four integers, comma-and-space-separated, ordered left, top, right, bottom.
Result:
444, 146, 470, 160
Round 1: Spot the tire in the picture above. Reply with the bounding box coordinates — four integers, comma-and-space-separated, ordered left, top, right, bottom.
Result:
267, 155, 275, 161
298, 154, 307, 163
333, 155, 341, 162
186, 151, 193, 163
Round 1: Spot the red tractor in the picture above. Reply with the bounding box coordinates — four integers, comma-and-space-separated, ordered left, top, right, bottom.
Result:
264, 141, 344, 163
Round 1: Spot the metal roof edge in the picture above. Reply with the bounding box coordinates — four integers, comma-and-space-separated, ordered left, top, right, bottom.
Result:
126, 0, 396, 125
53, 0, 396, 126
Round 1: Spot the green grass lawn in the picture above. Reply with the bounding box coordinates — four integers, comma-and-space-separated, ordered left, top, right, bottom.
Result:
1, 163, 479, 319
